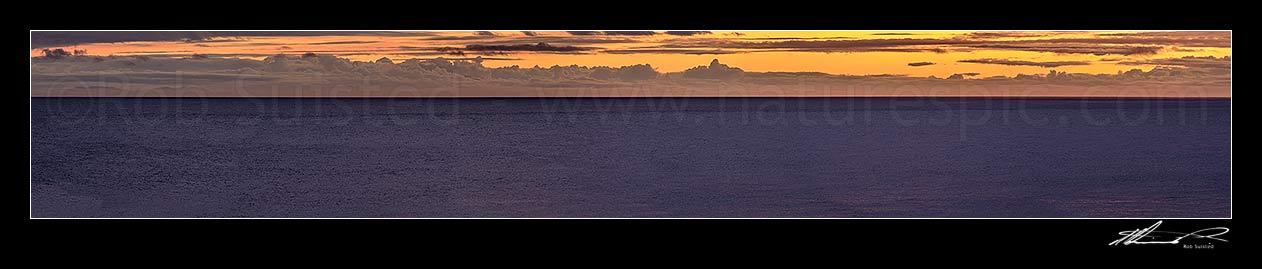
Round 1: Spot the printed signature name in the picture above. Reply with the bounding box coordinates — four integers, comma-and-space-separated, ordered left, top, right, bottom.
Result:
1109, 221, 1229, 246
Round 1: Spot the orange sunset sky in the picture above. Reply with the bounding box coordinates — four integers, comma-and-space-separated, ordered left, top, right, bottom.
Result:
30, 31, 1231, 97
31, 31, 1230, 78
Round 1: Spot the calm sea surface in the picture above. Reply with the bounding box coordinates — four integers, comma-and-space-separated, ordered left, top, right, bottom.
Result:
30, 97, 1231, 217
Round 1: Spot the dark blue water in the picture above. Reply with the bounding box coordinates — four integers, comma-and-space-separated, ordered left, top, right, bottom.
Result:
30, 97, 1231, 218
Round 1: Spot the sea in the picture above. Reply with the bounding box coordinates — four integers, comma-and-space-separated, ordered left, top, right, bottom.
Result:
30, 97, 1232, 218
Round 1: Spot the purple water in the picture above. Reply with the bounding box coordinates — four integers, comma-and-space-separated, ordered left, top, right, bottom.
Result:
30, 97, 1231, 217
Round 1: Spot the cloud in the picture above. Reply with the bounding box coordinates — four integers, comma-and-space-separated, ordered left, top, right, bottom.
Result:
682, 59, 744, 80
943, 73, 981, 79
181, 38, 248, 44
958, 58, 1091, 67
1035, 36, 1230, 48
963, 32, 1055, 38
566, 31, 656, 36
421, 35, 502, 41
521, 31, 539, 36
601, 31, 657, 36
1119, 56, 1231, 69
474, 31, 498, 36
30, 54, 1229, 97
468, 36, 642, 46
738, 36, 855, 41
30, 53, 666, 91
114, 50, 196, 54
907, 62, 935, 66
602, 49, 741, 55
31, 32, 212, 48
307, 40, 381, 45
967, 43, 1163, 55
677, 38, 973, 50
407, 57, 520, 61
436, 42, 598, 54
658, 32, 1224, 55
660, 38, 966, 53
1095, 31, 1230, 47
30, 31, 432, 48
663, 31, 712, 36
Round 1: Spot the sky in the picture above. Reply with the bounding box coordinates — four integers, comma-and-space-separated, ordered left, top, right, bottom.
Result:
30, 31, 1231, 97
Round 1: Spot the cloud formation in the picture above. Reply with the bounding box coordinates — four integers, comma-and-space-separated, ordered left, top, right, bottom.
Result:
435, 42, 598, 55
682, 59, 744, 80
30, 53, 1228, 98
958, 58, 1091, 68
30, 31, 429, 48
307, 41, 381, 45
1119, 56, 1231, 70
602, 49, 740, 55
966, 43, 1163, 55
963, 32, 1057, 38
566, 31, 660, 36
663, 31, 712, 36
28, 31, 1230, 98
661, 32, 1226, 56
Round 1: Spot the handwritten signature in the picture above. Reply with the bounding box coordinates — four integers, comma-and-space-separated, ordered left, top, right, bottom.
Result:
1109, 221, 1229, 246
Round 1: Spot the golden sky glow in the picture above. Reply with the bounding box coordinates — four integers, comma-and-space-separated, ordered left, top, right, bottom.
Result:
30, 31, 1231, 78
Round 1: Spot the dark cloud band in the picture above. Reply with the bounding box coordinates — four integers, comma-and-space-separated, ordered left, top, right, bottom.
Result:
958, 58, 1090, 68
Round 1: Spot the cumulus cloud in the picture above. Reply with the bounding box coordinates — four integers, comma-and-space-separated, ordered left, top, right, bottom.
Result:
682, 59, 744, 80
958, 58, 1091, 68
31, 53, 663, 89
945, 72, 982, 79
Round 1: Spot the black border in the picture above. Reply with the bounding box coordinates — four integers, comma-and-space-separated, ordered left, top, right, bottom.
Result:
22, 3, 1234, 30
25, 5, 1235, 255
27, 219, 1235, 255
